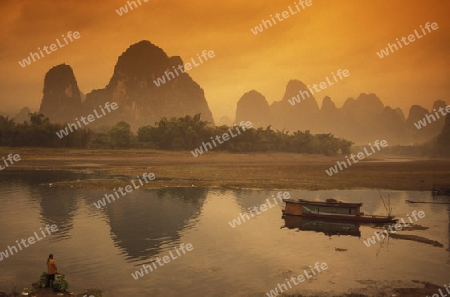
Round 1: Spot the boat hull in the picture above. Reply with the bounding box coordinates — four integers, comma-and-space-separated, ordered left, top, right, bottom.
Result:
282, 210, 395, 223
282, 199, 396, 223
432, 184, 450, 196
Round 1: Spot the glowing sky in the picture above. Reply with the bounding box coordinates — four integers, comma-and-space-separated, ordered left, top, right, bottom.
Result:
1, 0, 449, 121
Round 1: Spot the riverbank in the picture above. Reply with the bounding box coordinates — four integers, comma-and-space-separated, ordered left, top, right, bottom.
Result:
0, 282, 447, 297
0, 288, 101, 297
1, 147, 449, 191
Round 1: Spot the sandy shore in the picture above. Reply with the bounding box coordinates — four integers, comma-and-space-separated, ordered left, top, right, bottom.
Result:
2, 147, 449, 191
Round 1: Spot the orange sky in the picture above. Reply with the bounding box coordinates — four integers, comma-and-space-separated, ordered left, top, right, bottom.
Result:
1, 0, 449, 121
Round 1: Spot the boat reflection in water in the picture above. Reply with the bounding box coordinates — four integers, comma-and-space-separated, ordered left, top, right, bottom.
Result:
282, 215, 361, 237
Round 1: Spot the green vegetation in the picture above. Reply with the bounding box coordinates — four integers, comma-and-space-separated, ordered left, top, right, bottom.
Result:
52, 274, 69, 292
37, 272, 47, 288
0, 113, 352, 155
35, 272, 69, 292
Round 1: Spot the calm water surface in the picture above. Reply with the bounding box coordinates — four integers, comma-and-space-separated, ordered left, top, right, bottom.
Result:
0, 171, 448, 296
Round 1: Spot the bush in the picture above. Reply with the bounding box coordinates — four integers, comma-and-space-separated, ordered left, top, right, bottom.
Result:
36, 272, 47, 288
35, 272, 69, 292
53, 274, 69, 292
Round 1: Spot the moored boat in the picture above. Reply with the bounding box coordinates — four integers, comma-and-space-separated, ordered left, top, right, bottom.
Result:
432, 184, 450, 196
282, 198, 396, 223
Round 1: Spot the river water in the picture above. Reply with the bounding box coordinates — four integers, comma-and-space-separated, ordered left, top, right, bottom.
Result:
0, 171, 448, 296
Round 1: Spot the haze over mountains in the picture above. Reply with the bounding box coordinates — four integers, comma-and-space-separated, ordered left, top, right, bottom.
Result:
436, 110, 450, 155
9, 40, 446, 146
235, 80, 447, 145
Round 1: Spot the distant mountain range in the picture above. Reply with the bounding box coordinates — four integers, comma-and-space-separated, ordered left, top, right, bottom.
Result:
436, 112, 450, 155
7, 40, 447, 146
235, 80, 447, 145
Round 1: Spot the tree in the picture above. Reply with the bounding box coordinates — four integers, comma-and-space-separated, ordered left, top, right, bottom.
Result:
109, 121, 132, 148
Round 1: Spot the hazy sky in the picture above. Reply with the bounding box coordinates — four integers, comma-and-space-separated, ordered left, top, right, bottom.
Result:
1, 0, 449, 121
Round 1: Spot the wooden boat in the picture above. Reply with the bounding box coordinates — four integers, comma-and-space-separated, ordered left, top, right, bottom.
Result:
282, 198, 396, 223
432, 184, 450, 196
282, 215, 361, 237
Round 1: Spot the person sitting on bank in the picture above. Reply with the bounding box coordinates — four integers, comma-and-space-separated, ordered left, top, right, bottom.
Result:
46, 254, 57, 288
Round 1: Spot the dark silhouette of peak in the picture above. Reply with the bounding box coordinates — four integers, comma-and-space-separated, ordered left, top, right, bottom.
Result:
108, 40, 168, 87
269, 79, 320, 131
438, 114, 450, 142
406, 104, 445, 144
342, 93, 384, 117
317, 96, 341, 135
435, 114, 450, 156
331, 94, 404, 144
237, 90, 267, 105
407, 105, 429, 124
394, 107, 406, 121
379, 106, 408, 143
235, 77, 445, 145
39, 63, 82, 123
235, 90, 271, 128
357, 93, 385, 110
40, 41, 214, 129
43, 64, 78, 90
283, 80, 308, 98
282, 80, 320, 111
432, 99, 447, 111
430, 100, 447, 133
118, 40, 167, 63
321, 96, 337, 112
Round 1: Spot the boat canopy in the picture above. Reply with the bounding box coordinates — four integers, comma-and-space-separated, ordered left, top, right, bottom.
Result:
283, 199, 362, 208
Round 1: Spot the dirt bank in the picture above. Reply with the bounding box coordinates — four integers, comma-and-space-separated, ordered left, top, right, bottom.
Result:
2, 148, 449, 191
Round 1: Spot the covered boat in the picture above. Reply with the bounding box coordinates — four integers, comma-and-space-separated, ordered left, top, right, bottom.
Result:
282, 198, 396, 223
432, 184, 450, 196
